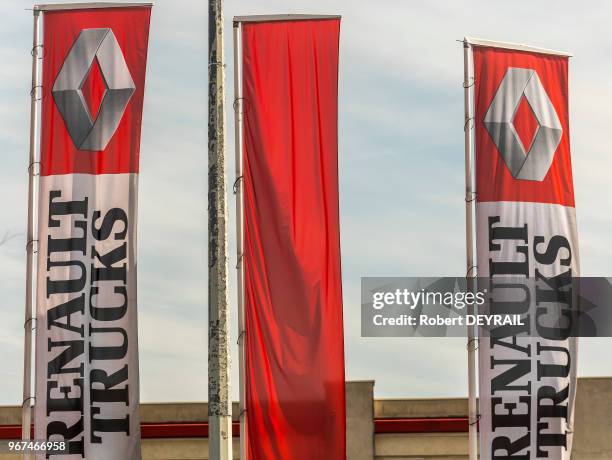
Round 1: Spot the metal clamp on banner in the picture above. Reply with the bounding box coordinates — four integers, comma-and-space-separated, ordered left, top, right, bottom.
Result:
208, 60, 225, 68
469, 414, 481, 426
466, 264, 477, 278
465, 191, 477, 203
233, 97, 250, 115
28, 161, 40, 176
30, 85, 45, 101
21, 396, 35, 408
237, 329, 245, 346
464, 116, 474, 131
467, 337, 479, 352
233, 175, 243, 194
236, 252, 243, 269
31, 44, 45, 59
24, 317, 36, 331
26, 238, 39, 254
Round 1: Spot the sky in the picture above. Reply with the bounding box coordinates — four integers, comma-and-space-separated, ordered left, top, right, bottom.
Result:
1, 0, 612, 405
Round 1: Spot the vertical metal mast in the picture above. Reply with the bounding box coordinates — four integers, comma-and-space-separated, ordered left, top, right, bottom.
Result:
463, 38, 479, 460
232, 20, 247, 460
208, 0, 232, 458
22, 8, 42, 453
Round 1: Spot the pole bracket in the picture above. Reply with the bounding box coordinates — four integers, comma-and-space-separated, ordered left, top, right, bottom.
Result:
24, 317, 37, 331
31, 44, 45, 59
236, 253, 243, 270
22, 396, 36, 408
463, 77, 474, 88
30, 85, 45, 101
26, 239, 39, 254
28, 161, 41, 176
233, 97, 250, 114
233, 175, 243, 194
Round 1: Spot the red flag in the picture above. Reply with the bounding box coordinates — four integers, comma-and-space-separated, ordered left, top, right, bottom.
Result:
240, 17, 345, 459
35, 6, 151, 459
471, 42, 578, 459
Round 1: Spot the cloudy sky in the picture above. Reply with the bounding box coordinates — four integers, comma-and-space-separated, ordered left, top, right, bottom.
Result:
1, 0, 612, 405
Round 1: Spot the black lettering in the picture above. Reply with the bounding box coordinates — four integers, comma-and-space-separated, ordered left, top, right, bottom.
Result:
47, 339, 84, 378
90, 365, 129, 405
47, 294, 85, 336
89, 326, 128, 361
91, 243, 127, 284
90, 408, 129, 443
48, 191, 88, 228
488, 217, 529, 276
46, 419, 84, 456
46, 259, 86, 297
533, 235, 571, 267
90, 285, 128, 322
491, 432, 530, 459
491, 395, 530, 430
491, 358, 531, 394
92, 208, 128, 241
46, 379, 83, 416
537, 343, 571, 379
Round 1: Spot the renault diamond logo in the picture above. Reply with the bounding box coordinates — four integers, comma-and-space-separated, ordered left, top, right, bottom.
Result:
484, 67, 563, 181
53, 28, 135, 151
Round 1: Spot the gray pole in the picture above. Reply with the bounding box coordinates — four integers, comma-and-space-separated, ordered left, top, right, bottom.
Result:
208, 0, 232, 459
463, 38, 479, 460
232, 21, 247, 460
22, 10, 42, 458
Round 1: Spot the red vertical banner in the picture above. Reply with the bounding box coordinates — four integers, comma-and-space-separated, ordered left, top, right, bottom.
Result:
472, 42, 578, 460
240, 17, 345, 459
36, 5, 151, 459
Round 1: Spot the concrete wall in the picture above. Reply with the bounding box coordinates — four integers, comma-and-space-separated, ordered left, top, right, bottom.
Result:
375, 397, 469, 460
374, 377, 612, 460
139, 381, 376, 460
139, 382, 376, 460
140, 402, 238, 460
346, 381, 375, 460
571, 377, 612, 460
0, 383, 373, 460
1, 378, 610, 459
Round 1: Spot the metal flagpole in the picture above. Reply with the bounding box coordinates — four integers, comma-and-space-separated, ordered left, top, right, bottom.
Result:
208, 0, 232, 458
22, 8, 42, 453
463, 37, 479, 460
232, 20, 247, 460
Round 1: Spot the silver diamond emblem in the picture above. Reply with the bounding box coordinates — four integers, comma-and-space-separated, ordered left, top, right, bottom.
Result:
52, 28, 135, 152
484, 67, 563, 182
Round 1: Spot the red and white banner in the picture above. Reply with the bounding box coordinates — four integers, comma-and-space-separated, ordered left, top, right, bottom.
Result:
240, 17, 345, 459
473, 44, 579, 459
35, 6, 151, 459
